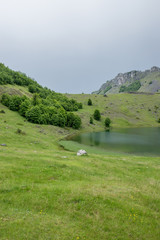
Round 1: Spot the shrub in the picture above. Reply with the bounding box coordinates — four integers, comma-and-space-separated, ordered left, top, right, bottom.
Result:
1, 94, 11, 107
0, 110, 5, 113
26, 106, 42, 123
67, 113, 81, 129
19, 99, 31, 117
90, 117, 93, 124
9, 96, 23, 111
105, 117, 111, 127
32, 93, 41, 106
119, 80, 141, 93
16, 128, 26, 135
78, 103, 83, 109
28, 84, 38, 93
88, 99, 92, 106
93, 109, 101, 121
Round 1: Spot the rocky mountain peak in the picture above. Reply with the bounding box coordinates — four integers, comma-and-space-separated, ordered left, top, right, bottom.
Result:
150, 66, 160, 72
93, 66, 160, 94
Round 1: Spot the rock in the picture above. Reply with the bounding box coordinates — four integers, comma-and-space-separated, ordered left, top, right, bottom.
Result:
77, 149, 87, 156
1, 144, 7, 146
92, 66, 160, 94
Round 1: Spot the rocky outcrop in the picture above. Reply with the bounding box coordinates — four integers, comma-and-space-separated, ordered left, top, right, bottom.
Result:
93, 66, 160, 94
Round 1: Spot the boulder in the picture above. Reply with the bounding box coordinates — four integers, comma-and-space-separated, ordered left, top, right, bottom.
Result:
77, 149, 87, 156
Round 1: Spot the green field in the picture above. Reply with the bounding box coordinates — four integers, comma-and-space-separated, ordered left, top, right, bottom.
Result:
66, 93, 160, 131
0, 89, 160, 240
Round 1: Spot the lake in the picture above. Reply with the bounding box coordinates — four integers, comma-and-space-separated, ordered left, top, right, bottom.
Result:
71, 127, 160, 156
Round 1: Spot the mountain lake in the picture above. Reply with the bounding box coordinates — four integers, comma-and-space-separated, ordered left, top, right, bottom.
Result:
70, 127, 160, 156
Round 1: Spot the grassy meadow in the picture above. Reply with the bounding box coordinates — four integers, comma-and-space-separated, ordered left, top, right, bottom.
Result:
0, 90, 160, 239
66, 93, 160, 131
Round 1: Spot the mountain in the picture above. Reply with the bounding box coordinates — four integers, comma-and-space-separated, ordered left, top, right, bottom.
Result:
93, 66, 160, 94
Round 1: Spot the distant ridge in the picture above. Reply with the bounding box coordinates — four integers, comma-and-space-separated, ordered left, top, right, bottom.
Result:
93, 66, 160, 94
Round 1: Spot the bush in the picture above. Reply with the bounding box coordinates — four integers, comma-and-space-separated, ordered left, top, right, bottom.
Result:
119, 80, 141, 93
105, 117, 111, 127
19, 99, 31, 117
28, 84, 38, 93
32, 93, 41, 106
72, 115, 81, 129
78, 103, 83, 109
26, 106, 42, 123
16, 128, 26, 135
67, 113, 81, 129
1, 94, 11, 107
0, 110, 5, 113
88, 99, 92, 106
90, 116, 93, 124
93, 109, 101, 121
9, 96, 23, 111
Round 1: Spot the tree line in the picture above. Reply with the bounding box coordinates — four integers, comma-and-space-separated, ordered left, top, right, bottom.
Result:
0, 63, 82, 129
1, 93, 82, 129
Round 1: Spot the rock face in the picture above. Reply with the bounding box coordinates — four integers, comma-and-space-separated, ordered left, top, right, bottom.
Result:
77, 149, 87, 156
93, 66, 160, 95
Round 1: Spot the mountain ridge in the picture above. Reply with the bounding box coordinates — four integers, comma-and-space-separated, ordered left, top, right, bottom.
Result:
93, 66, 160, 94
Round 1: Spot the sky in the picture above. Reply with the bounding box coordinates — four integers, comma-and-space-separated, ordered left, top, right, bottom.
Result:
0, 0, 160, 93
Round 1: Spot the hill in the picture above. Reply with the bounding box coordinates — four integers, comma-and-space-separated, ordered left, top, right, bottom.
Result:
93, 66, 160, 95
0, 63, 82, 129
0, 64, 160, 239
1, 63, 160, 132
65, 93, 160, 132
0, 98, 160, 240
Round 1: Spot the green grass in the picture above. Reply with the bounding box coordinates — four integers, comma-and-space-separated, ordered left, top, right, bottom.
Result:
0, 102, 160, 240
0, 84, 32, 97
65, 93, 160, 131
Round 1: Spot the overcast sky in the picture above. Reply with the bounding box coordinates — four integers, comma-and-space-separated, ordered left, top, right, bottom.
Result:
0, 0, 160, 93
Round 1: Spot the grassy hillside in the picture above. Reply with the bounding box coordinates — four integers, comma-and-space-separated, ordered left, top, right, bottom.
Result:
0, 103, 160, 240
0, 84, 32, 97
0, 65, 160, 239
65, 93, 160, 131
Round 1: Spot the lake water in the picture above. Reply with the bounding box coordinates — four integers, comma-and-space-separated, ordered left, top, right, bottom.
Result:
71, 128, 160, 156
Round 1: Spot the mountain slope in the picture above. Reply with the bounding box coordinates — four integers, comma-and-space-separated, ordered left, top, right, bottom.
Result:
93, 66, 160, 94
0, 63, 82, 129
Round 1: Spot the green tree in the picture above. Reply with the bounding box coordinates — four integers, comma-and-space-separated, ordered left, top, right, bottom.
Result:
93, 109, 101, 121
67, 113, 81, 129
105, 117, 111, 127
90, 116, 93, 124
26, 106, 41, 123
19, 99, 31, 117
72, 115, 81, 129
88, 98, 92, 106
1, 94, 11, 107
32, 93, 41, 106
28, 84, 37, 93
9, 96, 23, 111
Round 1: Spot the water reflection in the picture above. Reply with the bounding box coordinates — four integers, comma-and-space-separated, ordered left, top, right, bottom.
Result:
71, 127, 160, 156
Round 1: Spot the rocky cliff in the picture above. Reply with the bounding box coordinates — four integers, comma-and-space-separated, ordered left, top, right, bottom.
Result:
93, 66, 160, 94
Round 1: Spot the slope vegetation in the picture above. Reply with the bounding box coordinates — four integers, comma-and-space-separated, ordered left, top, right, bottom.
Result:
66, 93, 160, 131
0, 64, 160, 239
0, 63, 82, 129
0, 103, 160, 240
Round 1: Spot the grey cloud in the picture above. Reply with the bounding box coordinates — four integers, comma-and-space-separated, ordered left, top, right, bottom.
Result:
0, 0, 160, 93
